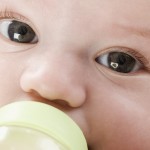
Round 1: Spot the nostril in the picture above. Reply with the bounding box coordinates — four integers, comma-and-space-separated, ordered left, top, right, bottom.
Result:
52, 99, 70, 107
27, 89, 42, 98
24, 89, 72, 109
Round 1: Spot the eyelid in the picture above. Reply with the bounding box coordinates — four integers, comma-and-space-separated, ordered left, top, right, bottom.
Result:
95, 46, 150, 72
0, 9, 38, 34
0, 10, 28, 22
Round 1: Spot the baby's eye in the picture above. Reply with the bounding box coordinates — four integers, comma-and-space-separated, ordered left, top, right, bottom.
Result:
95, 51, 142, 73
0, 20, 38, 43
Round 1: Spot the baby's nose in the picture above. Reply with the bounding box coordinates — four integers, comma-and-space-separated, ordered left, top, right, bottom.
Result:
20, 52, 86, 107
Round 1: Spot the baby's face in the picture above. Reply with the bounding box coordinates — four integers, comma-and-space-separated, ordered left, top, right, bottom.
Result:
0, 0, 150, 149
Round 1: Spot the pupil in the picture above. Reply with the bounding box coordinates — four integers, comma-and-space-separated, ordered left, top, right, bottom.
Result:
18, 26, 28, 35
118, 54, 126, 65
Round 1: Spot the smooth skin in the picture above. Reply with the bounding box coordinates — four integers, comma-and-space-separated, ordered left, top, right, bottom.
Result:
0, 0, 150, 149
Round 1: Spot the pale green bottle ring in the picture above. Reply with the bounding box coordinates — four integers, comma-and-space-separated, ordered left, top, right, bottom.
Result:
0, 101, 88, 150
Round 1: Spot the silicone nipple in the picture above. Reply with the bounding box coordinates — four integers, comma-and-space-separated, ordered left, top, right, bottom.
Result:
0, 101, 88, 150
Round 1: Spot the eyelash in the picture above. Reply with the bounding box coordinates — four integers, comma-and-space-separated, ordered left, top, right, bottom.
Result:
0, 10, 27, 21
96, 47, 150, 72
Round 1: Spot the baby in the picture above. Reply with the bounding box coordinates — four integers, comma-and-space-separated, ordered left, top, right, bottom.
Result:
0, 0, 150, 149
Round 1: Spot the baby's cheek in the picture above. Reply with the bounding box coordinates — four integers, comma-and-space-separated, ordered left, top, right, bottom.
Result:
86, 74, 150, 149
101, 98, 150, 150
0, 55, 24, 106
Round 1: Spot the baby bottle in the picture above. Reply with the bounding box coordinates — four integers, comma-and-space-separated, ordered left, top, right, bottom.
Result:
0, 101, 88, 150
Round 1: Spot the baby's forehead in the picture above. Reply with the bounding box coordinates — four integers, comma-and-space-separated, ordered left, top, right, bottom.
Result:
2, 0, 150, 38
2, 0, 150, 16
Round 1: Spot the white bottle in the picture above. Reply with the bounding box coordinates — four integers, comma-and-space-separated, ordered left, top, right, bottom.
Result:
0, 101, 88, 150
